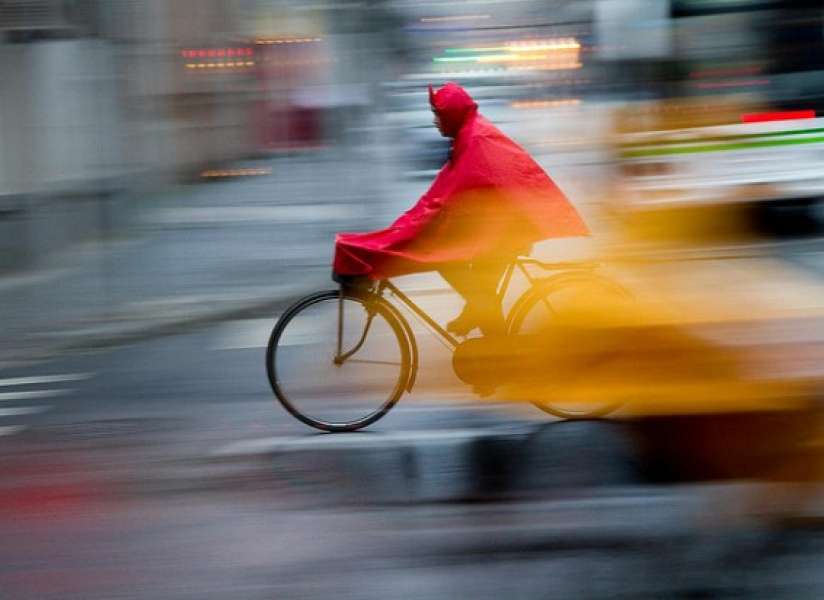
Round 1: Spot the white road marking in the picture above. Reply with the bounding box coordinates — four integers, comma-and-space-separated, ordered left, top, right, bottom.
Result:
215, 319, 273, 350
0, 374, 79, 434
0, 406, 50, 417
0, 425, 27, 437
391, 403, 509, 413
151, 205, 357, 225
0, 373, 92, 387
0, 389, 71, 402
213, 427, 527, 457
215, 318, 335, 349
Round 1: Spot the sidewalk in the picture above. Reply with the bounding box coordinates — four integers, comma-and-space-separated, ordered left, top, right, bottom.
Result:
0, 152, 399, 369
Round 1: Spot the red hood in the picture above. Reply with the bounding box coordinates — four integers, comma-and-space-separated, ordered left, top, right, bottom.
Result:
429, 82, 478, 137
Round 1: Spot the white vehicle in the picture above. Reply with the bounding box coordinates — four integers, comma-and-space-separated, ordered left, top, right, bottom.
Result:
614, 110, 824, 235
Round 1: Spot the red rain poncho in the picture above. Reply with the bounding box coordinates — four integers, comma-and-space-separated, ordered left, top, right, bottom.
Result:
333, 83, 589, 279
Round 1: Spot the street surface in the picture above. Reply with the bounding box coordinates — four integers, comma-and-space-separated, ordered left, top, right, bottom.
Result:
0, 321, 824, 599
3, 293, 824, 598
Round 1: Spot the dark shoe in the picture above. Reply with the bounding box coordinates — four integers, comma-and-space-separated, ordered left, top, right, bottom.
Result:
447, 305, 479, 336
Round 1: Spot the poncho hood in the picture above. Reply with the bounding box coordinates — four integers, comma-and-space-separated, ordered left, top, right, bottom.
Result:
429, 82, 478, 137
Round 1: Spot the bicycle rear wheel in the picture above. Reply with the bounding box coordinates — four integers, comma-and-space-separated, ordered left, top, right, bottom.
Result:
507, 273, 631, 419
266, 289, 411, 432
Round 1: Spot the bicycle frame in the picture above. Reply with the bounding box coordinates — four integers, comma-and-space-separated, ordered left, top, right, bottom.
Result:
272, 259, 623, 430
334, 258, 599, 359
380, 280, 460, 349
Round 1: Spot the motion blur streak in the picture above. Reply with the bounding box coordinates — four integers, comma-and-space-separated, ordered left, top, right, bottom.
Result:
2, 1, 824, 598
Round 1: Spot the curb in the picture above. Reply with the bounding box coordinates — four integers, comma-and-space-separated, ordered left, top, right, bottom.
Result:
0, 290, 307, 369
52, 294, 303, 351
0, 272, 449, 369
212, 420, 641, 504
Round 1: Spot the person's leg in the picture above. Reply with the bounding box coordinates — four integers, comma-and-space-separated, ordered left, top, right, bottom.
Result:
467, 257, 510, 336
439, 257, 511, 336
439, 263, 479, 336
439, 263, 476, 300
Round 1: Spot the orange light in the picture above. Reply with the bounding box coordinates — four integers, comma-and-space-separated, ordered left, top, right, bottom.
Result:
254, 37, 321, 45
201, 167, 271, 179
511, 99, 581, 109
506, 38, 580, 51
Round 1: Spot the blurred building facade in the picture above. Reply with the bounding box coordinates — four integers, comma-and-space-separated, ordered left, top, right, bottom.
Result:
0, 1, 118, 268
0, 0, 406, 270
0, 0, 257, 269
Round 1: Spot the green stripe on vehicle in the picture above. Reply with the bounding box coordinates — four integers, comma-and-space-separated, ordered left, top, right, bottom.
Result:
621, 135, 824, 158
620, 126, 824, 149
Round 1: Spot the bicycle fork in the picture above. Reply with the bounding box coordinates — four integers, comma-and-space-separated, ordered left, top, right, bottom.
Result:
334, 285, 378, 365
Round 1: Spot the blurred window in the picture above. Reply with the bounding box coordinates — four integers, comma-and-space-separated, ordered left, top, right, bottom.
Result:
671, 0, 778, 18
769, 7, 824, 74
0, 0, 101, 39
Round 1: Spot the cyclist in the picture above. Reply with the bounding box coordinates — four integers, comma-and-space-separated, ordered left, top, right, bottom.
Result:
334, 82, 589, 336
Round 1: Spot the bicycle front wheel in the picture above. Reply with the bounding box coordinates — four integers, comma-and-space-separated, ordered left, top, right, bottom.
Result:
266, 289, 411, 432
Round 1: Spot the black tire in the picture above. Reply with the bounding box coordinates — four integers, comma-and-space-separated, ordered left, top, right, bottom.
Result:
266, 289, 411, 432
506, 272, 631, 420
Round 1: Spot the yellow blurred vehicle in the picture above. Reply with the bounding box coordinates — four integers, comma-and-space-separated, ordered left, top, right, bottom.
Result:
495, 96, 824, 484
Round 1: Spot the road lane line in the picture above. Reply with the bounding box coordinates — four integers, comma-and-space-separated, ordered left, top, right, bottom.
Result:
0, 389, 71, 402
214, 319, 272, 350
151, 205, 357, 225
213, 427, 528, 457
0, 425, 27, 437
0, 373, 93, 387
0, 406, 51, 417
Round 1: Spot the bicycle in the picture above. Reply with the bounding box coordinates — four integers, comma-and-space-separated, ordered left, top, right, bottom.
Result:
266, 258, 630, 432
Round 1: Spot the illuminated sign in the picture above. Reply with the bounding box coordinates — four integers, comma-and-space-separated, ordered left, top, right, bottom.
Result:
181, 48, 256, 71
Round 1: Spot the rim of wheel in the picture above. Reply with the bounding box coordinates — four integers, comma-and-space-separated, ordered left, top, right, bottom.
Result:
266, 290, 411, 432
